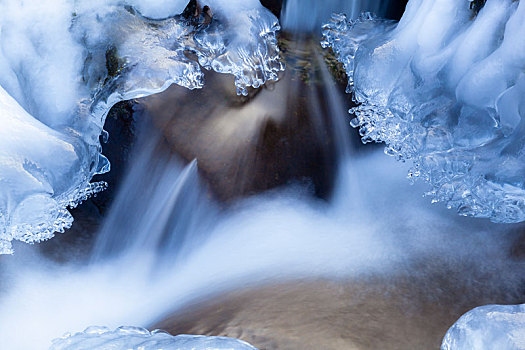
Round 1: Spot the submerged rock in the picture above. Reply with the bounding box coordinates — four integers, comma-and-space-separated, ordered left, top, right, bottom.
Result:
153, 255, 525, 350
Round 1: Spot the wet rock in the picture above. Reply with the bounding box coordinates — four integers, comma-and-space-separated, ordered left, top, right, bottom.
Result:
386, 0, 409, 20
260, 0, 283, 18
511, 229, 525, 260
153, 258, 525, 350
139, 38, 359, 203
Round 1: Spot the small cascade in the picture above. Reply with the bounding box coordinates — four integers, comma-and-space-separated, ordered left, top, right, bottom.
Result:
0, 2, 523, 350
281, 0, 388, 33
313, 50, 352, 160
90, 117, 216, 266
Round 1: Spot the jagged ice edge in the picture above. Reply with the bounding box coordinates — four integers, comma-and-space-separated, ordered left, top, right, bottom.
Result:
0, 4, 285, 254
321, 12, 525, 223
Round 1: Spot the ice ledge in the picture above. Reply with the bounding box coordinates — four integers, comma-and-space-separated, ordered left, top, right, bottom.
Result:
50, 326, 258, 350
321, 0, 525, 223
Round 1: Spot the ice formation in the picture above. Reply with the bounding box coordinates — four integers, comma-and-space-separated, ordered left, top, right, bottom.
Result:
322, 0, 525, 223
49, 326, 258, 350
0, 0, 283, 253
442, 304, 525, 350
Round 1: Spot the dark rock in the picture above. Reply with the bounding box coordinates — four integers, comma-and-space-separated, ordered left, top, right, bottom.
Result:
139, 38, 364, 203
511, 229, 525, 260
470, 0, 487, 15
386, 0, 409, 20
260, 0, 283, 18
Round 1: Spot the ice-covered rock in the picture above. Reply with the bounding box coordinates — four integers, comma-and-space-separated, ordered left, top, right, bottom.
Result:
442, 304, 525, 350
49, 326, 258, 350
0, 0, 284, 253
322, 0, 525, 223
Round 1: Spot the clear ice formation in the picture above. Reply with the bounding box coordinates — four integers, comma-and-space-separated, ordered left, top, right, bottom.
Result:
0, 0, 283, 254
49, 326, 258, 350
322, 0, 525, 223
441, 304, 525, 350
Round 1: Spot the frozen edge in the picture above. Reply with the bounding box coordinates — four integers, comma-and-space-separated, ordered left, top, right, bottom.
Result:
50, 326, 258, 350
321, 12, 525, 223
1, 3, 285, 254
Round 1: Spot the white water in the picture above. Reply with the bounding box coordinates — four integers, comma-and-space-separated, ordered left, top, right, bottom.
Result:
281, 0, 387, 32
0, 1, 523, 348
0, 110, 522, 348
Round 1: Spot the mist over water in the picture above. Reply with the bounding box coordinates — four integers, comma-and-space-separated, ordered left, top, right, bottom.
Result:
0, 0, 524, 349
0, 100, 523, 349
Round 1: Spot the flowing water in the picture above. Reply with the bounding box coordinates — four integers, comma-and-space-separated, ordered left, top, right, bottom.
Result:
0, 1, 524, 349
281, 0, 386, 32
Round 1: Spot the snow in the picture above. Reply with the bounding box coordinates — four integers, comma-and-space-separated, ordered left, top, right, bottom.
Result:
442, 304, 525, 350
322, 0, 525, 223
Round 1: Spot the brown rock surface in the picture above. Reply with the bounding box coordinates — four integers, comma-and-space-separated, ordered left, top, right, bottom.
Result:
154, 255, 525, 350
139, 40, 353, 202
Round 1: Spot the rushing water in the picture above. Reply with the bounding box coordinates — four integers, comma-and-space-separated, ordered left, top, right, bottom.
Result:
0, 1, 524, 349
281, 0, 386, 32
1, 48, 524, 349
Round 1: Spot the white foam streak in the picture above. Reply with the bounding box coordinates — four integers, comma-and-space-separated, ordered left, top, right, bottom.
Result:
0, 150, 520, 349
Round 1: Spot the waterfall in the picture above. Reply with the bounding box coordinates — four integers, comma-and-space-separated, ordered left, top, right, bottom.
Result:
0, 1, 523, 349
90, 118, 216, 267
281, 0, 388, 33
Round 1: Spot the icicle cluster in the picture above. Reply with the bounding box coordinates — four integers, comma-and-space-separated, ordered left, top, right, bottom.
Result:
322, 0, 525, 223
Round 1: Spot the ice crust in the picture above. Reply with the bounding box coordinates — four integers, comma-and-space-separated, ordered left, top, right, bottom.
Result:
442, 304, 525, 350
0, 0, 283, 253
322, 0, 525, 223
50, 326, 258, 350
